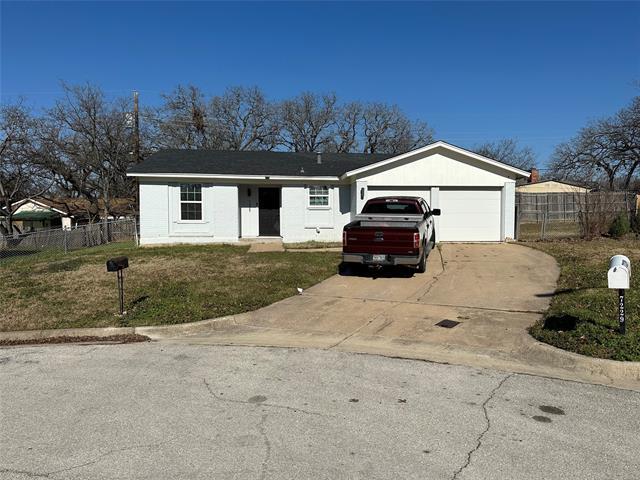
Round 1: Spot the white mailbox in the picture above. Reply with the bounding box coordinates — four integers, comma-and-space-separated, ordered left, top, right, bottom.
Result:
608, 255, 631, 290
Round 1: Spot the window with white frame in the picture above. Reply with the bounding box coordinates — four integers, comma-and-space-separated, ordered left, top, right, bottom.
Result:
308, 186, 329, 207
180, 184, 203, 220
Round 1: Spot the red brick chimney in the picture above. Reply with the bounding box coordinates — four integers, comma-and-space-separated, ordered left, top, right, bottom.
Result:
529, 168, 540, 184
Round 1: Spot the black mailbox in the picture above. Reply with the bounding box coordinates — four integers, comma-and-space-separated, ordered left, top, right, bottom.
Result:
106, 256, 129, 272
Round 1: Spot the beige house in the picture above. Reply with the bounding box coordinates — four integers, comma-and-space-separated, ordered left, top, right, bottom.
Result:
516, 168, 590, 194
516, 180, 590, 194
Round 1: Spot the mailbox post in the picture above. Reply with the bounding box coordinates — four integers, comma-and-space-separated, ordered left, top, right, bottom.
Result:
607, 255, 631, 334
106, 256, 129, 315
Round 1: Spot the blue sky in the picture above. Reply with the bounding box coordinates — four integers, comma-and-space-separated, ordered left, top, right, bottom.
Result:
1, 1, 639, 168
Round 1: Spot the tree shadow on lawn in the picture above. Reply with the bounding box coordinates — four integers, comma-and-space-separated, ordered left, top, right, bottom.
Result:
535, 286, 603, 298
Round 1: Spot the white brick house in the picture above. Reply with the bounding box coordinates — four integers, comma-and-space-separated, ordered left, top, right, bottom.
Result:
127, 141, 529, 245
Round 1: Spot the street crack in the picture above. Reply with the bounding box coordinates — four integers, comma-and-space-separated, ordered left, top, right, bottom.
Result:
451, 373, 514, 480
202, 379, 327, 417
0, 468, 50, 478
1, 440, 168, 479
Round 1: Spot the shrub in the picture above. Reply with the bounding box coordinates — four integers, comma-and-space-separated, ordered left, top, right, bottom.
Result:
609, 213, 630, 238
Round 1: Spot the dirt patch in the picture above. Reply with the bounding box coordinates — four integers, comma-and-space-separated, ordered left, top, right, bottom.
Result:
0, 334, 150, 346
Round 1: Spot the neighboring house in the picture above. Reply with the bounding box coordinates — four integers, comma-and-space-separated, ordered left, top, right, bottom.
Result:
10, 199, 71, 231
128, 141, 529, 245
9, 197, 136, 232
516, 169, 590, 193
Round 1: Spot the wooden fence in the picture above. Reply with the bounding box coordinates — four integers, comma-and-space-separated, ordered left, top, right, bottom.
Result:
515, 191, 637, 240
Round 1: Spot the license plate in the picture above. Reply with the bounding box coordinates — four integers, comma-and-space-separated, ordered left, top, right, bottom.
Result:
372, 254, 387, 262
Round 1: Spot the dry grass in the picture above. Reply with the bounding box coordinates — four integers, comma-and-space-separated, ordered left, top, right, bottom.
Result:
0, 242, 340, 332
518, 222, 581, 241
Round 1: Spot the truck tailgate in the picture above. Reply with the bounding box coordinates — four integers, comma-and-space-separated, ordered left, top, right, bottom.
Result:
343, 226, 419, 255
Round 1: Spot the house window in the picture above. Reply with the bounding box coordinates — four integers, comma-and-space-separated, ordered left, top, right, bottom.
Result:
180, 184, 202, 220
308, 186, 329, 207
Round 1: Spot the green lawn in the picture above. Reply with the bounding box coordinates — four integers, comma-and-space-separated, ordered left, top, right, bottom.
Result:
528, 238, 640, 361
0, 243, 340, 332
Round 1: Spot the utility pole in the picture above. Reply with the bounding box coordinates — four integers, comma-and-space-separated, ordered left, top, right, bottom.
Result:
132, 90, 141, 237
133, 90, 140, 163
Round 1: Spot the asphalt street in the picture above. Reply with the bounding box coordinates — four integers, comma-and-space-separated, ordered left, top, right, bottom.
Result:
1, 343, 638, 479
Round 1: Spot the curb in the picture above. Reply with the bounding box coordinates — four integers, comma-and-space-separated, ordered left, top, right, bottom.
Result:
0, 326, 135, 342
522, 337, 640, 388
1, 315, 639, 389
0, 316, 239, 343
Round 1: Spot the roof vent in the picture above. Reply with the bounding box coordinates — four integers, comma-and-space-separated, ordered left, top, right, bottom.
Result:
316, 152, 322, 165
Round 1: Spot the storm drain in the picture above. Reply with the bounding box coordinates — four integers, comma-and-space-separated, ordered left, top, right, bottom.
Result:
435, 320, 460, 329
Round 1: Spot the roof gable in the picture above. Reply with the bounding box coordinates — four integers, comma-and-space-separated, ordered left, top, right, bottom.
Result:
342, 141, 530, 179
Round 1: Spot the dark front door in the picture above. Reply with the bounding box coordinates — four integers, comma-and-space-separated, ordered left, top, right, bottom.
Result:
259, 188, 281, 236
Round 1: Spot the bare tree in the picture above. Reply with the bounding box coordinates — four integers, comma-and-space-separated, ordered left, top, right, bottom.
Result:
605, 97, 640, 189
278, 92, 337, 152
551, 122, 629, 190
209, 86, 278, 150
35, 83, 137, 223
474, 138, 535, 170
325, 101, 363, 153
149, 84, 214, 149
362, 103, 433, 154
0, 101, 44, 235
550, 95, 640, 190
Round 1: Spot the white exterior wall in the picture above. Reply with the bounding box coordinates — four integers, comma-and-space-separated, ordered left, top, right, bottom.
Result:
139, 181, 238, 245
359, 149, 517, 187
139, 182, 170, 242
239, 185, 259, 238
502, 181, 516, 240
280, 184, 351, 243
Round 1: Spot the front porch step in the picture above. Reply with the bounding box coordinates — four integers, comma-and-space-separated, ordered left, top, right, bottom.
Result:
238, 237, 283, 244
240, 238, 284, 253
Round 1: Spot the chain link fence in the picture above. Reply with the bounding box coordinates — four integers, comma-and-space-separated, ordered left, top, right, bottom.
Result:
0, 219, 138, 261
516, 191, 637, 241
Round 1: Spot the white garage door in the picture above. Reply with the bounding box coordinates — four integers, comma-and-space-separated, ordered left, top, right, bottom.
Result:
438, 188, 502, 242
367, 187, 430, 205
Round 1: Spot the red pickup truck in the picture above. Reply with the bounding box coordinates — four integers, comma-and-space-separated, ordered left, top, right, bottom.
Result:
342, 197, 440, 272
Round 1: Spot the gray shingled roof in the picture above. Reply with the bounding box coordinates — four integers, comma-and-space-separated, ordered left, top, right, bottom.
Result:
128, 149, 395, 177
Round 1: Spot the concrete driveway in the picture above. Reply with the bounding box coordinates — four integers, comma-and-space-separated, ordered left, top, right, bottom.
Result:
149, 244, 640, 386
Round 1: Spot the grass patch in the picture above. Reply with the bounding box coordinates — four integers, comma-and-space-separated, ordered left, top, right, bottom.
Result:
0, 242, 340, 332
528, 238, 640, 361
519, 222, 581, 241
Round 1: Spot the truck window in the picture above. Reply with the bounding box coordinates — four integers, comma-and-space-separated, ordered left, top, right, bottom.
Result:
362, 201, 420, 214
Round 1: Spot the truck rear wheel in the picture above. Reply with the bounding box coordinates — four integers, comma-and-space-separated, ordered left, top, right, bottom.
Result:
417, 249, 427, 273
